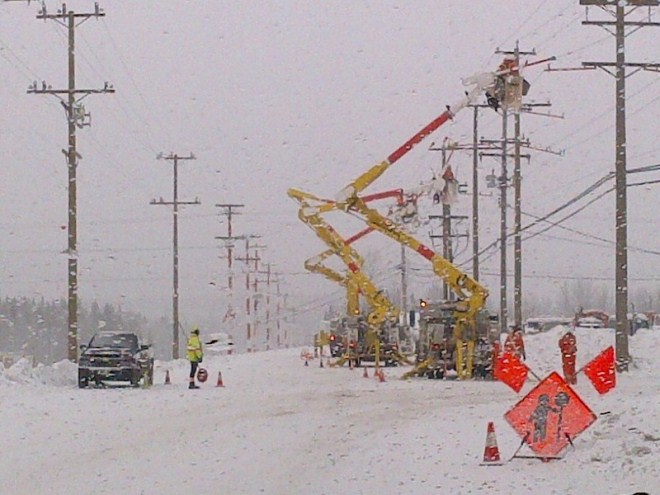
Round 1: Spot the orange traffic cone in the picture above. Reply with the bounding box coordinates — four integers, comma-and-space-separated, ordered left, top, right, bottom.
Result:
164, 370, 171, 385
363, 366, 369, 378
481, 422, 502, 465
216, 371, 225, 388
376, 369, 386, 382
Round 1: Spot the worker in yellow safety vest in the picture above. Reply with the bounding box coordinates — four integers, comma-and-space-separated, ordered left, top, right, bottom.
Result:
186, 327, 204, 389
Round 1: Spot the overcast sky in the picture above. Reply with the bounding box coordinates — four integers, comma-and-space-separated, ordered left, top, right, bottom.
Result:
1, 1, 658, 339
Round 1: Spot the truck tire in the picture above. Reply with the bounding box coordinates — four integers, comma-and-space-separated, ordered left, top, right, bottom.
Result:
78, 370, 88, 388
130, 370, 140, 388
145, 360, 154, 387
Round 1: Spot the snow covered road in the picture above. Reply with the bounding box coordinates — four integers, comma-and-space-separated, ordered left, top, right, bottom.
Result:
1, 327, 658, 494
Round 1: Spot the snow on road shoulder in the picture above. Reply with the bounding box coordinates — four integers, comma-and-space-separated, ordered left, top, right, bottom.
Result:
0, 331, 658, 494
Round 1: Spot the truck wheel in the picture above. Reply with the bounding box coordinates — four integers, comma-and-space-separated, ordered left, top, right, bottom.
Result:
78, 370, 88, 388
130, 370, 140, 388
145, 360, 154, 387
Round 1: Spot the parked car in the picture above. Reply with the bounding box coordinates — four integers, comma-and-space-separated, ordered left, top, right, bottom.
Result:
78, 331, 154, 388
576, 316, 605, 329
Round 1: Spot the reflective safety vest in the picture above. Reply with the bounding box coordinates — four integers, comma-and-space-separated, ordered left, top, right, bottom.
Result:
187, 334, 203, 362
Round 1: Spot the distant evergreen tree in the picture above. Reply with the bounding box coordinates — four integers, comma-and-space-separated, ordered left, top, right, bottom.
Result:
0, 295, 155, 365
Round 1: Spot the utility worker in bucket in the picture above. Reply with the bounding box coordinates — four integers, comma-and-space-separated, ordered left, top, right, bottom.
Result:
559, 330, 577, 385
186, 327, 203, 389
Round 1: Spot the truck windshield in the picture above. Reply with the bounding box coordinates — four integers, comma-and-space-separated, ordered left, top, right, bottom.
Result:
89, 334, 138, 352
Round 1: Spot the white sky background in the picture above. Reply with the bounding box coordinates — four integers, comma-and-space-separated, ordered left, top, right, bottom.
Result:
0, 1, 658, 333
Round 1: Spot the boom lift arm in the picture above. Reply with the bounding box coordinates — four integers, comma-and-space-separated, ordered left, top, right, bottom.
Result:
348, 195, 489, 378
288, 64, 535, 375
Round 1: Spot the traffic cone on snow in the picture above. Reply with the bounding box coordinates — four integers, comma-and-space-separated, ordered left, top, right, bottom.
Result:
481, 422, 502, 465
164, 370, 171, 385
363, 366, 369, 378
376, 369, 386, 382
216, 371, 225, 388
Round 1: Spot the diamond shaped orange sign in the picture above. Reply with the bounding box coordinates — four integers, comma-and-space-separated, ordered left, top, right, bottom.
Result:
504, 371, 597, 457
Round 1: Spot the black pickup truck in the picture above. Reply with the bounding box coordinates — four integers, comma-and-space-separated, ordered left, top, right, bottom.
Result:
78, 332, 154, 388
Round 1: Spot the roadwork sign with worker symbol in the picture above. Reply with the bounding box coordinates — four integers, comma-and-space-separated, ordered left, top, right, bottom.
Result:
504, 372, 597, 457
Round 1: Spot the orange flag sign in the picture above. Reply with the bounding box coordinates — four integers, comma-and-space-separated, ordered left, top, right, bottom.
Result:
494, 351, 529, 393
583, 346, 616, 395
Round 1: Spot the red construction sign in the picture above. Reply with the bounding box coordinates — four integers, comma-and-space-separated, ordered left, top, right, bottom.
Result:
494, 351, 529, 393
504, 372, 597, 457
583, 346, 616, 395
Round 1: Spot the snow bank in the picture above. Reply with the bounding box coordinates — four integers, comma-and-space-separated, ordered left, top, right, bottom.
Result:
0, 358, 77, 387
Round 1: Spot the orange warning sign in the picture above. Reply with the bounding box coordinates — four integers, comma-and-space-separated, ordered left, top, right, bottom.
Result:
504, 372, 596, 457
494, 351, 529, 393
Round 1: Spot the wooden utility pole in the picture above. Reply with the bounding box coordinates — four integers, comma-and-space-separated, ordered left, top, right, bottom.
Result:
429, 213, 469, 300
494, 42, 536, 333
251, 244, 267, 351
497, 43, 559, 329
28, 3, 114, 362
150, 152, 200, 359
400, 244, 408, 319
257, 262, 273, 350
275, 276, 283, 347
215, 203, 245, 336
236, 236, 260, 352
579, 0, 660, 371
215, 204, 244, 292
430, 128, 498, 286
468, 103, 492, 282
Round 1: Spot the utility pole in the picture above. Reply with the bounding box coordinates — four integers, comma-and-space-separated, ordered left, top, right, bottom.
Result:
429, 214, 469, 300
579, 0, 659, 371
251, 244, 267, 351
28, 2, 114, 362
493, 42, 536, 333
150, 152, 200, 359
257, 263, 273, 350
275, 276, 283, 347
468, 103, 492, 282
430, 128, 499, 285
497, 42, 558, 329
400, 244, 408, 319
215, 203, 245, 336
236, 236, 260, 352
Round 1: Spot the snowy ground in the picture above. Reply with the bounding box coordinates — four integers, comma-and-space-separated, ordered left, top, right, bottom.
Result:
1, 326, 658, 495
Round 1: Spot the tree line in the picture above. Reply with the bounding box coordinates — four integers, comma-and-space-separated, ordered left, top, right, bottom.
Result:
0, 296, 173, 366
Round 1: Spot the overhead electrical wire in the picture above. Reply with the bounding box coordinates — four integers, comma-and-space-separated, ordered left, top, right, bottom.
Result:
455, 163, 660, 269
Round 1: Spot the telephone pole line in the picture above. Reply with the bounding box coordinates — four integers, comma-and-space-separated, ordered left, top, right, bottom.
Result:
28, 2, 114, 362
429, 214, 469, 300
215, 203, 245, 334
468, 103, 493, 282
236, 236, 260, 352
257, 262, 273, 350
150, 152, 200, 359
579, 0, 659, 371
494, 42, 536, 333
251, 244, 267, 351
215, 204, 244, 292
430, 124, 499, 284
500, 40, 559, 329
